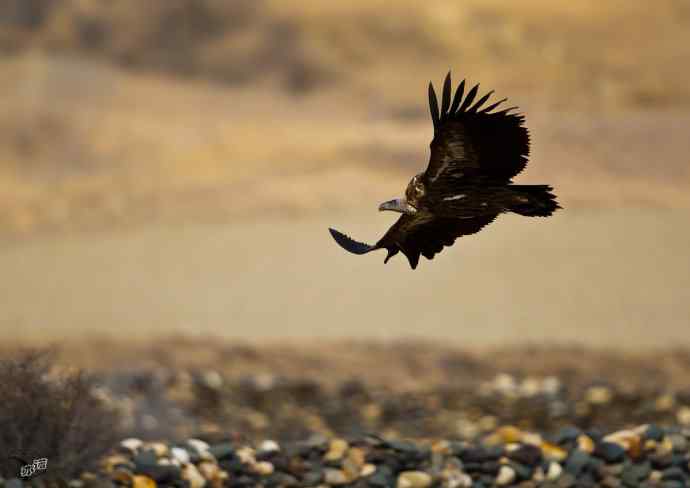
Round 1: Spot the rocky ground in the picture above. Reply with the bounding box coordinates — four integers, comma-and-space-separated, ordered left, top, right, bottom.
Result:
83, 424, 690, 487
3, 342, 690, 486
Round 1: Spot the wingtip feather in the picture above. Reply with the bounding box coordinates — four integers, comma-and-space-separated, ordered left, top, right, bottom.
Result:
329, 227, 376, 255
441, 72, 452, 117
459, 83, 480, 112
428, 82, 440, 128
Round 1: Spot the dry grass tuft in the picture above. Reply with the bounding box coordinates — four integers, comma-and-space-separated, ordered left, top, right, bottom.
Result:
0, 349, 121, 480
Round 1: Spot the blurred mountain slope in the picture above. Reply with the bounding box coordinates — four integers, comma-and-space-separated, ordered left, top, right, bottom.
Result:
1, 0, 689, 238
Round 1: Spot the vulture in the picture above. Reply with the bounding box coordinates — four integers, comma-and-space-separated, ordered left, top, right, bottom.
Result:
329, 72, 560, 269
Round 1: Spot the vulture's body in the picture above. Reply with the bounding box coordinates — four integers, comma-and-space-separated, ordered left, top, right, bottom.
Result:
329, 73, 560, 269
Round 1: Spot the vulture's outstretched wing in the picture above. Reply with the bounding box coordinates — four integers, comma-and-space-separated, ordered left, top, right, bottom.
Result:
424, 72, 529, 191
328, 228, 376, 254
376, 213, 497, 269
330, 214, 496, 269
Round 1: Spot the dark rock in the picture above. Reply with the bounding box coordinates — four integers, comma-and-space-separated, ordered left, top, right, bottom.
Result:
650, 452, 674, 469
644, 425, 664, 441
621, 462, 651, 485
556, 472, 577, 487
478, 461, 499, 475
669, 453, 687, 467
508, 444, 543, 466
136, 464, 181, 484
554, 426, 581, 445
209, 442, 234, 461
510, 461, 533, 480
462, 462, 482, 473
220, 458, 246, 475
367, 465, 394, 487
386, 440, 419, 453
458, 446, 501, 463
133, 449, 158, 470
301, 471, 323, 486
594, 441, 626, 463
231, 475, 261, 487
661, 466, 686, 482
564, 449, 592, 477
587, 428, 604, 443
660, 481, 684, 488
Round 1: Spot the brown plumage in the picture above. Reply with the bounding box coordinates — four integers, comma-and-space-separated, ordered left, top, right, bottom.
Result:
330, 72, 560, 269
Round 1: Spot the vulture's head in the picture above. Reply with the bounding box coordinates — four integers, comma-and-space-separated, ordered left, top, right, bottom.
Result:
378, 173, 425, 215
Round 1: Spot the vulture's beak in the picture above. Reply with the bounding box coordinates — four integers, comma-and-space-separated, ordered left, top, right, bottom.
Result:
378, 198, 416, 215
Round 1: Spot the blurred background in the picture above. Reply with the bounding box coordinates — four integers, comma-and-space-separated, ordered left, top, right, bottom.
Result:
1, 0, 689, 348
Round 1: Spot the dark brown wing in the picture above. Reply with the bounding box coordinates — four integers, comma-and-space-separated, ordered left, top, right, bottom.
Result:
329, 228, 375, 254
376, 213, 497, 269
424, 72, 529, 189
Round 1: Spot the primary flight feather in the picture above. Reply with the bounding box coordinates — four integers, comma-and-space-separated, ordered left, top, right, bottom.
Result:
329, 72, 560, 269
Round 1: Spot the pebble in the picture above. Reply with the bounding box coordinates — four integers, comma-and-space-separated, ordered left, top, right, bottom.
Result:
324, 438, 349, 461
576, 435, 594, 453
541, 441, 568, 461
132, 475, 156, 488
397, 471, 433, 488
170, 447, 190, 465
324, 468, 349, 485
181, 463, 206, 488
197, 461, 219, 480
495, 465, 516, 485
677, 406, 690, 426
258, 439, 280, 454
594, 441, 626, 463
208, 443, 234, 461
146, 442, 168, 458
187, 439, 210, 454
666, 433, 687, 452
546, 461, 563, 480
253, 461, 274, 476
604, 430, 642, 458
103, 454, 133, 472
121, 438, 144, 453
52, 422, 690, 488
586, 385, 613, 404
644, 424, 665, 441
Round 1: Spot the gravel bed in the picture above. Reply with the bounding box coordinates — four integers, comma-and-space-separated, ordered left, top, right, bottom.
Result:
4, 344, 690, 487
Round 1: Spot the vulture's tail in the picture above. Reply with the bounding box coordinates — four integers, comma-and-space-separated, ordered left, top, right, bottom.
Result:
509, 185, 561, 217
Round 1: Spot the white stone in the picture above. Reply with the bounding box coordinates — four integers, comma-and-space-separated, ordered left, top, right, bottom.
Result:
182, 463, 206, 488
546, 461, 563, 480
496, 466, 516, 486
171, 447, 191, 465
397, 471, 432, 488
187, 438, 210, 453
258, 440, 280, 454
254, 461, 274, 476
120, 438, 143, 452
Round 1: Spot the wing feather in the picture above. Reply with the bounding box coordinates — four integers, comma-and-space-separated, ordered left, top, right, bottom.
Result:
468, 90, 494, 113
440, 72, 452, 117
329, 228, 376, 255
458, 83, 479, 112
479, 97, 507, 113
424, 75, 530, 185
428, 82, 440, 129
449, 79, 465, 115
376, 214, 497, 269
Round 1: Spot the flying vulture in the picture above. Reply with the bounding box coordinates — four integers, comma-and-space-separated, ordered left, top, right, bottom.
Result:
329, 72, 560, 269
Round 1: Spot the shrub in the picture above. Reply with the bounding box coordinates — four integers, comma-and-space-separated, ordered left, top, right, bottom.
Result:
0, 349, 121, 481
